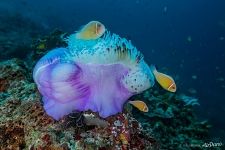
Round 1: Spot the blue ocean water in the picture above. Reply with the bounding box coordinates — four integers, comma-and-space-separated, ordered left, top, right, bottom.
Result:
1, 0, 224, 143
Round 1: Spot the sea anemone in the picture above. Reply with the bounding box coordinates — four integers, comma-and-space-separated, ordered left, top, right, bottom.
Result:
33, 28, 155, 120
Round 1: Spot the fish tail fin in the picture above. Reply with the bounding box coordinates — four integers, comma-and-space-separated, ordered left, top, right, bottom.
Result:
150, 65, 157, 74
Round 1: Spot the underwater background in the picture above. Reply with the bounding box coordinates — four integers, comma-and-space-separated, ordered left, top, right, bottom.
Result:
0, 0, 225, 149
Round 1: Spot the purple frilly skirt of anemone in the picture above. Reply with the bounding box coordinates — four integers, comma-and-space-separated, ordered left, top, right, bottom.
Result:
33, 48, 133, 120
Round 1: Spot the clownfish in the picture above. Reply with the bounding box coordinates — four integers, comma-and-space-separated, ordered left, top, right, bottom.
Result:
150, 65, 177, 92
129, 100, 149, 112
75, 21, 106, 40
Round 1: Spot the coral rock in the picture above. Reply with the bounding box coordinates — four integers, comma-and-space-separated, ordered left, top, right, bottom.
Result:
0, 120, 25, 149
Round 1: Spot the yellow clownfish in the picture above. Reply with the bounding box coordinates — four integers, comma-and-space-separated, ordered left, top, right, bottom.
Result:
151, 65, 177, 92
128, 100, 149, 112
75, 21, 106, 40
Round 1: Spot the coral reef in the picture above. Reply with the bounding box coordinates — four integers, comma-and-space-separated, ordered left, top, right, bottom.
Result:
0, 31, 218, 150
29, 29, 67, 65
0, 58, 157, 149
0, 120, 25, 149
76, 112, 158, 149
0, 58, 37, 104
132, 87, 213, 150
0, 10, 46, 60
